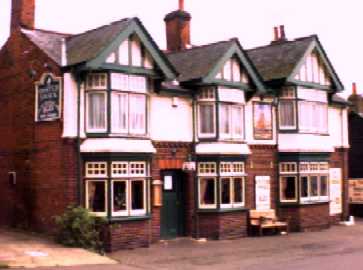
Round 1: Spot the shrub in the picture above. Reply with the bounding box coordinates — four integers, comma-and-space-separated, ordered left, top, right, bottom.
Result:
54, 205, 106, 253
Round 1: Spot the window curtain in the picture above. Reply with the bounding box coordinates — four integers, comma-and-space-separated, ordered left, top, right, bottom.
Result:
200, 104, 215, 134
88, 92, 105, 130
111, 93, 128, 133
279, 101, 295, 128
129, 94, 146, 134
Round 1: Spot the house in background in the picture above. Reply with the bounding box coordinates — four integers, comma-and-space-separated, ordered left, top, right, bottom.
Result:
0, 0, 349, 251
347, 83, 363, 216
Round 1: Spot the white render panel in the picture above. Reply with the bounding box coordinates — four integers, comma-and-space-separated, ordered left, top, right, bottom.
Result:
329, 106, 350, 148
62, 73, 77, 138
245, 99, 277, 145
218, 87, 245, 104
150, 95, 193, 142
81, 138, 156, 153
196, 143, 251, 155
278, 133, 334, 153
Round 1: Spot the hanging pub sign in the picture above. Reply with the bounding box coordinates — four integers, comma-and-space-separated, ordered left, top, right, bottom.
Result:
35, 73, 62, 122
253, 102, 273, 140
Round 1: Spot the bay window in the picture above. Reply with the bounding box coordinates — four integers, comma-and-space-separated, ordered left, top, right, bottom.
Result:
197, 88, 245, 140
279, 161, 329, 203
278, 87, 328, 133
86, 73, 148, 135
198, 161, 245, 209
85, 161, 150, 218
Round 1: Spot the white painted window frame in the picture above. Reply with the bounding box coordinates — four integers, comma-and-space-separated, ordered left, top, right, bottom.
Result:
85, 180, 108, 217
85, 91, 108, 133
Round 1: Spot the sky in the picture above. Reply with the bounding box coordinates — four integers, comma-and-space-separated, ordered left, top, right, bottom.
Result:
0, 0, 362, 97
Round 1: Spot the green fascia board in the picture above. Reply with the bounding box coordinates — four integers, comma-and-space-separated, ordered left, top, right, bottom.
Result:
204, 42, 266, 94
85, 18, 177, 81
288, 79, 331, 91
100, 63, 160, 77
209, 79, 251, 91
287, 38, 344, 92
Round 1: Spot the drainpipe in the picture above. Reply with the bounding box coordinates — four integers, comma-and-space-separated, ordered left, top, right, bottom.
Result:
75, 70, 82, 206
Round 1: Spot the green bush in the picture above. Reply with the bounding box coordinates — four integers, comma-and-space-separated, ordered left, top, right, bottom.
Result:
54, 205, 106, 253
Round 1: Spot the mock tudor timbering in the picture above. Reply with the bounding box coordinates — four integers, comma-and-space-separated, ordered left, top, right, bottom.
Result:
0, 0, 349, 250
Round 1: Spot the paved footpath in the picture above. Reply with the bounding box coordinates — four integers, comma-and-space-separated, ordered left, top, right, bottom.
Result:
10, 221, 363, 270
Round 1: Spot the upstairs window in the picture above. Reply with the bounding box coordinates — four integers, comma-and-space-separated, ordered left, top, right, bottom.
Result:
278, 88, 297, 130
197, 88, 216, 138
86, 92, 107, 132
219, 104, 244, 139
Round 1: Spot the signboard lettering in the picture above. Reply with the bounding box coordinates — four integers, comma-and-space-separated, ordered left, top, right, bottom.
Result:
35, 73, 61, 122
255, 176, 271, 210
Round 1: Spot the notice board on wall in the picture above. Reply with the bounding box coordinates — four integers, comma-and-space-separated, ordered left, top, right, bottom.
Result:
329, 168, 342, 215
349, 179, 363, 204
255, 176, 271, 210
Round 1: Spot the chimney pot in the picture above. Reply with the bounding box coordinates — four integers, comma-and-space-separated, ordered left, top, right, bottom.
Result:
353, 82, 357, 95
279, 25, 286, 41
179, 0, 184, 11
273, 26, 279, 41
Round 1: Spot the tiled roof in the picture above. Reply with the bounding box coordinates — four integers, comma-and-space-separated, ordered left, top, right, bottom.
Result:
21, 28, 70, 65
247, 36, 314, 82
166, 40, 234, 82
66, 18, 132, 66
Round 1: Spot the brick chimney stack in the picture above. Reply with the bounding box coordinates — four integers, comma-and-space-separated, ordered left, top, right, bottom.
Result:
271, 25, 287, 44
164, 0, 191, 52
10, 0, 35, 32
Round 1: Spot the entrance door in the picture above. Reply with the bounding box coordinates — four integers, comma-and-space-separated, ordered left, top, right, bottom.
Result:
160, 170, 185, 239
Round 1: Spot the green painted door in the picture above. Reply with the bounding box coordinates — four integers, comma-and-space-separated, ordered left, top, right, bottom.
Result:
160, 170, 185, 239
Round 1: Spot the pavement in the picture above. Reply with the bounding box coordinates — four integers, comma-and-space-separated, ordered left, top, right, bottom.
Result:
2, 221, 363, 270
0, 228, 117, 268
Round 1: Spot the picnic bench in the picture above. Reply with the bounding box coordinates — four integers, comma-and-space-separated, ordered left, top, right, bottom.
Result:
249, 209, 289, 236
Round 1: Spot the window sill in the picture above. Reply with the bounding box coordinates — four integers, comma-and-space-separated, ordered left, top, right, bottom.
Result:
109, 215, 151, 223
279, 201, 329, 207
197, 207, 248, 214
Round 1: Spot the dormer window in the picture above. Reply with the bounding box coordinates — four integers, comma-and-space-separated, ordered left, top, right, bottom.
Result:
197, 87, 245, 140
278, 87, 328, 134
85, 72, 148, 136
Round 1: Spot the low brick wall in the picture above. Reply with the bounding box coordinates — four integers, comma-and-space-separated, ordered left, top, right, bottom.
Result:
197, 210, 248, 240
279, 203, 330, 232
103, 219, 151, 252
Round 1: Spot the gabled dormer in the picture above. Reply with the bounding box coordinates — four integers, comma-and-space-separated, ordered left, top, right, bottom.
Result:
62, 17, 178, 138
167, 39, 265, 143
247, 32, 344, 136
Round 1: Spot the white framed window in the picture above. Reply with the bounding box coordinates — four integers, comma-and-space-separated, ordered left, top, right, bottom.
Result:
300, 162, 329, 202
298, 101, 328, 133
111, 162, 129, 177
279, 100, 296, 130
198, 162, 217, 176
220, 177, 245, 208
197, 88, 215, 101
112, 180, 128, 216
130, 179, 146, 216
219, 104, 244, 139
86, 91, 107, 133
85, 162, 108, 178
220, 162, 245, 176
280, 176, 297, 202
130, 162, 147, 176
279, 162, 297, 174
86, 180, 107, 216
111, 92, 146, 135
198, 177, 217, 209
86, 73, 107, 90
198, 103, 216, 137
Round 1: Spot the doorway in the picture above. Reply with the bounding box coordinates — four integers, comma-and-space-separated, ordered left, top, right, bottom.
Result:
160, 170, 186, 239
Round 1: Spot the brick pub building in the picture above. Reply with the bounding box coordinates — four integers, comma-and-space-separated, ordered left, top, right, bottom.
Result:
0, 0, 350, 251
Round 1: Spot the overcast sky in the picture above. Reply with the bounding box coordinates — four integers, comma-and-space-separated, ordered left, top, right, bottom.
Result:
0, 0, 361, 96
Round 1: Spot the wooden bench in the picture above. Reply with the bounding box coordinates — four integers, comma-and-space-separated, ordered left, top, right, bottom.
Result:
250, 209, 289, 236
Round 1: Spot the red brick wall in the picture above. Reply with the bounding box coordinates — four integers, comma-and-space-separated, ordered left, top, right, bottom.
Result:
197, 211, 248, 239
0, 30, 78, 231
103, 219, 151, 251
279, 203, 330, 232
330, 148, 349, 220
246, 145, 278, 210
